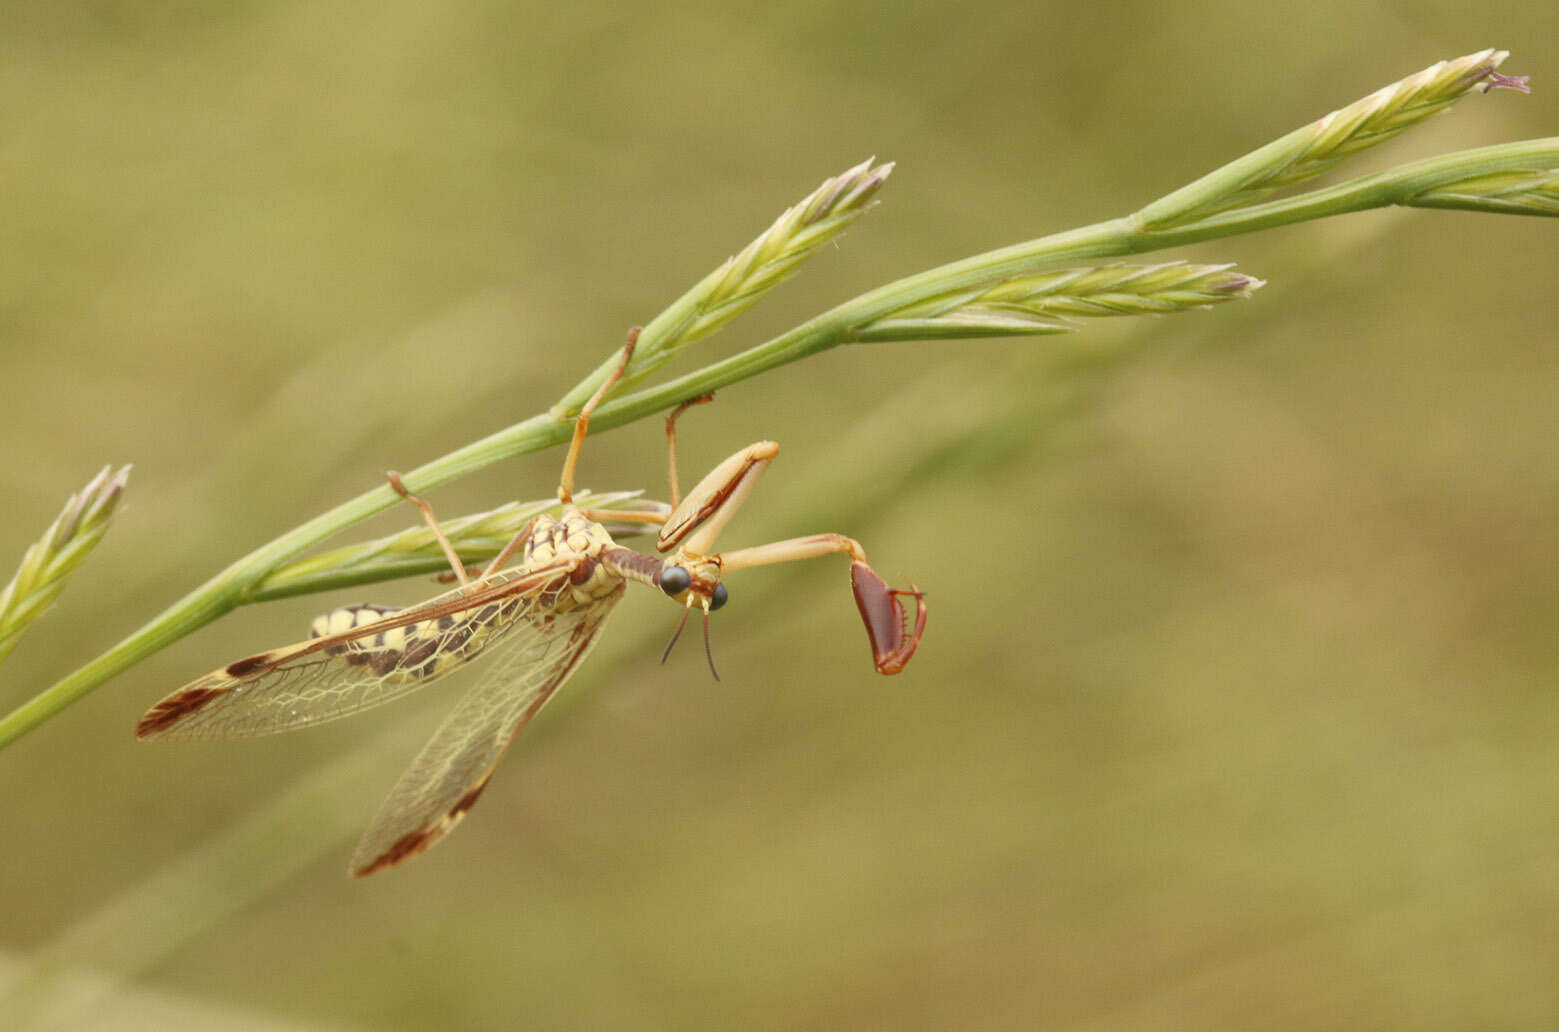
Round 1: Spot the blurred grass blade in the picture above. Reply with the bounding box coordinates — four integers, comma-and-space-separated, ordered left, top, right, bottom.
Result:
0, 717, 416, 1030
853, 262, 1263, 341
1404, 167, 1559, 216
249, 490, 670, 601
551, 158, 893, 418
1137, 49, 1525, 229
0, 466, 131, 667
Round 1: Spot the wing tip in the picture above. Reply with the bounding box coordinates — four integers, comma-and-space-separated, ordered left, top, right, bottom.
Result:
136, 647, 290, 739
349, 827, 440, 877
135, 685, 232, 738
348, 778, 491, 877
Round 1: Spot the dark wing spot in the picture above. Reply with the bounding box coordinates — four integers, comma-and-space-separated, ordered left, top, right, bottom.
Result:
368, 650, 400, 677
352, 827, 437, 877
449, 778, 490, 818
350, 777, 493, 876
224, 652, 275, 677
135, 687, 231, 737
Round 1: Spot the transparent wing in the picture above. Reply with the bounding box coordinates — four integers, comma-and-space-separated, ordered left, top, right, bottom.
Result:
349, 580, 623, 876
135, 562, 578, 741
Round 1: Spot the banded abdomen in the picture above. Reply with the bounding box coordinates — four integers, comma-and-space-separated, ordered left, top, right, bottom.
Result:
308, 598, 527, 683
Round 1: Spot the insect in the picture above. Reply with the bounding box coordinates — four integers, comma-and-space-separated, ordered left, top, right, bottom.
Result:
135, 329, 927, 876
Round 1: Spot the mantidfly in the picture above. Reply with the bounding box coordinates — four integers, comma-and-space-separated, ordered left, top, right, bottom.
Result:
136, 329, 927, 877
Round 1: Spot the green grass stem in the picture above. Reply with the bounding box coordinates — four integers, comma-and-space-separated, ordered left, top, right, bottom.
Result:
0, 51, 1550, 753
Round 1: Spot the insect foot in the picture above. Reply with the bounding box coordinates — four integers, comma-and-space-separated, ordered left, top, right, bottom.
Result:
849, 562, 927, 675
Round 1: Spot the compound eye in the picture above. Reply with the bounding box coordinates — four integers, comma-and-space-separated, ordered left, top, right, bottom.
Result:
708, 583, 729, 611
659, 565, 691, 596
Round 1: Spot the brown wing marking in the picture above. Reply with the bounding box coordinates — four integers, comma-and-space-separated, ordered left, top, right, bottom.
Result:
134, 562, 578, 741
136, 687, 237, 736
351, 777, 493, 876
348, 583, 622, 876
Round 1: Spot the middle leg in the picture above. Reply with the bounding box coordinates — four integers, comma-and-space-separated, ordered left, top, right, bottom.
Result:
386, 471, 471, 590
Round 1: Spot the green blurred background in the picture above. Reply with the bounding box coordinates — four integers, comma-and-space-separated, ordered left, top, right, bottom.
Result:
3, 2, 1558, 1029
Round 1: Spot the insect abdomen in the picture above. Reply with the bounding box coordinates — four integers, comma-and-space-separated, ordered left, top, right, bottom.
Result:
312, 601, 524, 683
310, 603, 399, 639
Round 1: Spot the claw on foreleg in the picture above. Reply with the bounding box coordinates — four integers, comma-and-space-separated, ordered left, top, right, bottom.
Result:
849, 562, 927, 675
